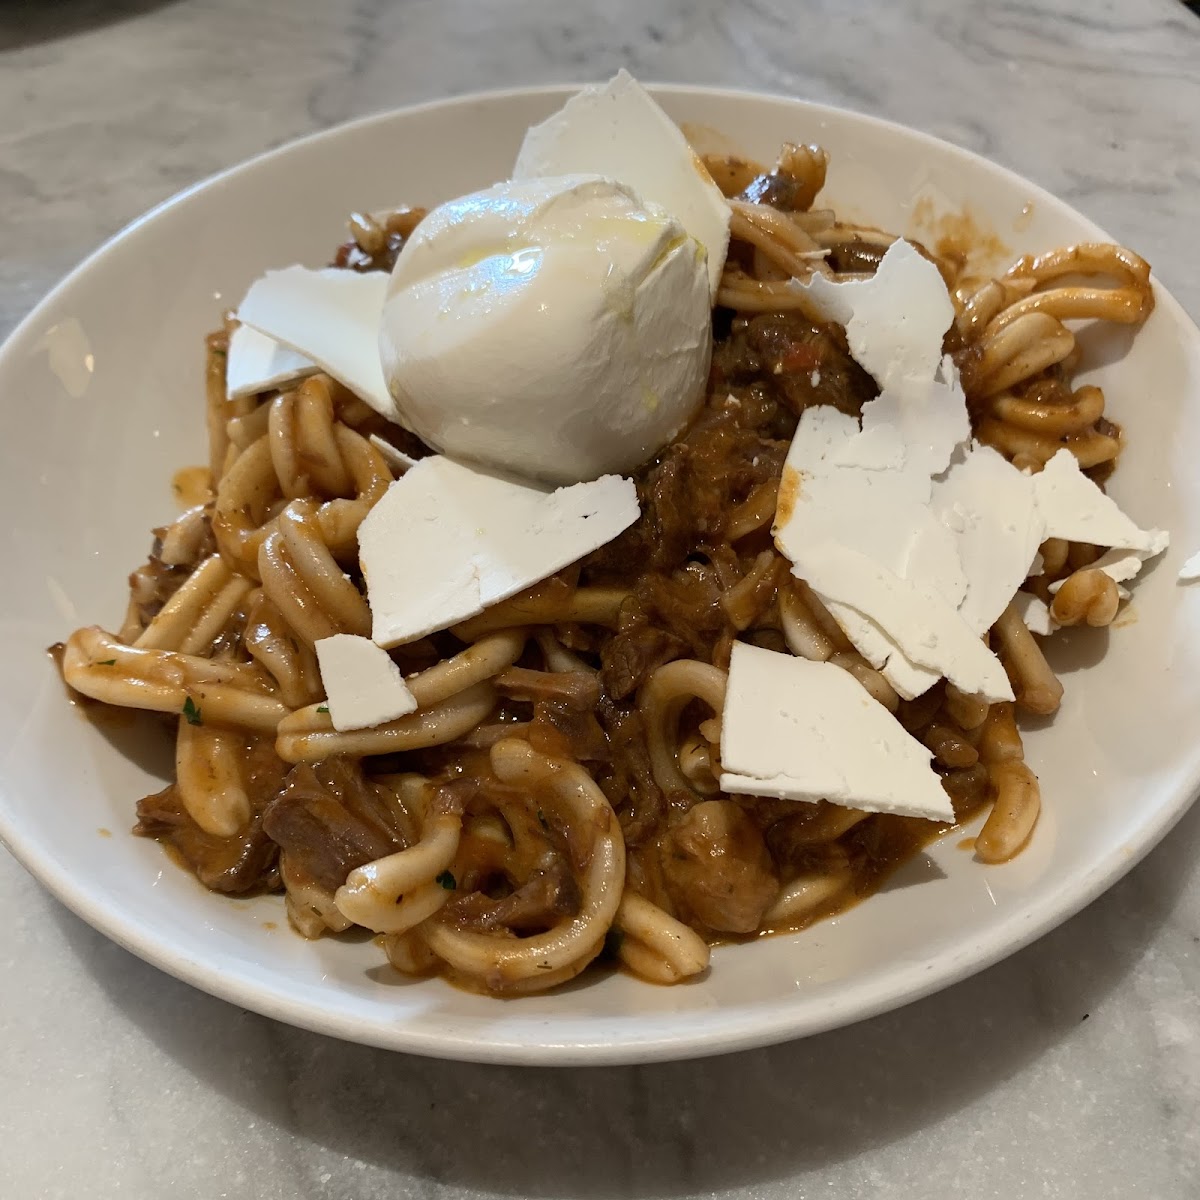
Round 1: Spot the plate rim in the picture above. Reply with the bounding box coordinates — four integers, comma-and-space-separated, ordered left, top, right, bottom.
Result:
2, 82, 1198, 1066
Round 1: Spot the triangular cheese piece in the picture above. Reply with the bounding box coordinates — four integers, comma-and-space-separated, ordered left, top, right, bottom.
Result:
237, 266, 394, 420
359, 456, 639, 646
720, 642, 954, 821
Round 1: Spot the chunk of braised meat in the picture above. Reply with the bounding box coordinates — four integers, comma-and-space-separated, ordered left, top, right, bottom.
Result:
841, 813, 934, 896
136, 786, 279, 893
763, 804, 858, 871
594, 700, 666, 847
600, 624, 686, 702
583, 387, 791, 583
135, 735, 288, 893
661, 800, 779, 934
492, 666, 607, 761
262, 758, 406, 893
441, 858, 582, 934
644, 408, 790, 574
728, 314, 878, 419
633, 567, 728, 659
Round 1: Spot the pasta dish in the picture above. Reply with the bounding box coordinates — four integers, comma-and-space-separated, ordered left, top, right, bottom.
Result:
55, 88, 1161, 996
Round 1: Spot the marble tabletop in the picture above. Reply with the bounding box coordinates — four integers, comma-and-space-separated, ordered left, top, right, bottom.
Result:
3, 1, 1200, 1196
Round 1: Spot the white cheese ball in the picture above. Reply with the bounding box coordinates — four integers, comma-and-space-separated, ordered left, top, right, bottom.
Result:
378, 174, 711, 485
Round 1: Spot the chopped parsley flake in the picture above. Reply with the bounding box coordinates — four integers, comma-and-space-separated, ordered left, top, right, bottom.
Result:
182, 696, 203, 726
435, 870, 456, 891
316, 704, 329, 714
97, 659, 116, 666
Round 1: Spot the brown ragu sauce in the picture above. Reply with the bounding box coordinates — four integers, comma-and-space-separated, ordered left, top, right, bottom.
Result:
63, 214, 1001, 977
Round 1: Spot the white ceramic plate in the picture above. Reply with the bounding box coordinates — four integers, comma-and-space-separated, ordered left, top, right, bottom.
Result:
2, 86, 1199, 1066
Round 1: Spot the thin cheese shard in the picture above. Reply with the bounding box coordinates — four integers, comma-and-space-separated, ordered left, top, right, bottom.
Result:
315, 634, 417, 732
785, 540, 1013, 701
795, 241, 969, 476
933, 444, 1043, 635
1179, 550, 1200, 582
359, 456, 639, 647
237, 266, 394, 420
1034, 449, 1168, 556
719, 642, 954, 822
775, 239, 1168, 703
225, 324, 317, 400
1013, 591, 1057, 636
1048, 544, 1154, 595
774, 406, 1012, 702
513, 70, 732, 299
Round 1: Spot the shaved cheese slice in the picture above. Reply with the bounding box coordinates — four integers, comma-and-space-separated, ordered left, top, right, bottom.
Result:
1034, 449, 1168, 555
225, 324, 317, 399
860, 355, 971, 479
1179, 550, 1200, 582
359, 456, 639, 647
797, 241, 952, 392
1047, 545, 1154, 595
822, 604, 942, 700
720, 642, 954, 822
933, 444, 1043, 634
315, 634, 417, 732
779, 407, 966, 607
1013, 591, 1057, 636
785, 540, 1013, 702
237, 266, 393, 420
795, 241, 968, 475
775, 406, 1010, 701
513, 70, 731, 299
775, 241, 1167, 704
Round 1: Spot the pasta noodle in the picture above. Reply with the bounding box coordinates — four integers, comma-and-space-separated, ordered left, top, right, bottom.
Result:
54, 135, 1155, 993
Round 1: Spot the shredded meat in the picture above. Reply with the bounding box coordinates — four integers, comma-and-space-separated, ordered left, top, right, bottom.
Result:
595, 701, 666, 847
661, 800, 779, 934
262, 759, 406, 893
600, 624, 686, 701
717, 313, 879, 419
442, 857, 582, 933
135, 786, 279, 893
134, 735, 288, 893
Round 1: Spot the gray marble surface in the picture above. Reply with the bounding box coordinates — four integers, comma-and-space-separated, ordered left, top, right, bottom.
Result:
2, 1, 1200, 1196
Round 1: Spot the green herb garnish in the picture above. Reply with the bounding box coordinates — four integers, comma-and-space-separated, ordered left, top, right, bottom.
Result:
316, 704, 329, 714
97, 659, 116, 666
182, 696, 203, 726
435, 870, 456, 891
